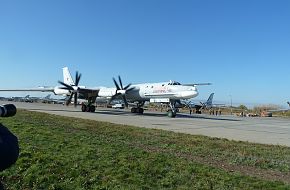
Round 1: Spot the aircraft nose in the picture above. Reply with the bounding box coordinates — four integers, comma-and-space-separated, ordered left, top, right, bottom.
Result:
190, 87, 199, 97
180, 89, 198, 99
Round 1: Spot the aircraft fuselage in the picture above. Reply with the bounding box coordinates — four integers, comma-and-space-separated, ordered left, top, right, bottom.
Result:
97, 81, 199, 102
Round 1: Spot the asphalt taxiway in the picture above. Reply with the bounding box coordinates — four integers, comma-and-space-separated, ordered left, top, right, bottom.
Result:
1, 101, 290, 147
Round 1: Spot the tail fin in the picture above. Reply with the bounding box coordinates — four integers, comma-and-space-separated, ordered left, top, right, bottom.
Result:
206, 93, 214, 106
287, 101, 290, 107
45, 94, 51, 99
62, 67, 74, 85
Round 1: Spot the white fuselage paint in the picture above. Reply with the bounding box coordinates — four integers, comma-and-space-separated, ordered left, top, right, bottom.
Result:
97, 82, 199, 102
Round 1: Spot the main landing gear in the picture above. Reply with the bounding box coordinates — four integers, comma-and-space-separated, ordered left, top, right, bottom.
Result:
131, 107, 144, 114
130, 101, 144, 114
81, 98, 96, 112
81, 104, 96, 112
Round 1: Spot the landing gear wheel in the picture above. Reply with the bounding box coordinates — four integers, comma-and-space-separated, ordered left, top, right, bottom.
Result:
131, 107, 137, 113
81, 104, 87, 112
89, 105, 96, 112
131, 107, 144, 114
136, 108, 144, 114
81, 104, 96, 112
167, 110, 177, 118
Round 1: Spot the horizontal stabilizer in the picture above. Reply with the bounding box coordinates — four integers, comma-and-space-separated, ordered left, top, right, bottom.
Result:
183, 83, 212, 86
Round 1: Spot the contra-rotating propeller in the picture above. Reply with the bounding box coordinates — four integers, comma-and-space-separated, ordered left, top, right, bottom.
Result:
110, 76, 135, 107
58, 71, 82, 107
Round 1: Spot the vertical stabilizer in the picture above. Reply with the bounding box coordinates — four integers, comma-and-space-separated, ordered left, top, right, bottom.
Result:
206, 93, 214, 106
45, 94, 51, 99
62, 67, 74, 85
287, 101, 290, 107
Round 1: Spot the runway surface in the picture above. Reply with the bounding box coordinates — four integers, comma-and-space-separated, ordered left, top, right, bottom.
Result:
2, 101, 290, 147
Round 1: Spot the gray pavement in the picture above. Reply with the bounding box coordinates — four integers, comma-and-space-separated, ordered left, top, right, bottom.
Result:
1, 101, 290, 147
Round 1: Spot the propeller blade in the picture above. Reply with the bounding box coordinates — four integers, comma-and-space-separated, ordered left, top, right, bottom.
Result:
113, 77, 121, 90
66, 93, 74, 106
122, 95, 128, 107
75, 71, 81, 86
58, 81, 74, 91
126, 87, 135, 92
118, 76, 123, 89
124, 83, 132, 90
59, 87, 71, 90
108, 94, 118, 105
74, 92, 78, 107
111, 75, 133, 107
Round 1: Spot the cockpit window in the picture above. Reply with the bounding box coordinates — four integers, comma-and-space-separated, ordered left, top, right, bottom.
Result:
168, 81, 181, 85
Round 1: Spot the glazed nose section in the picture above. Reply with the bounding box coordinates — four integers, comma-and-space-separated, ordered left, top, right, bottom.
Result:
180, 88, 199, 99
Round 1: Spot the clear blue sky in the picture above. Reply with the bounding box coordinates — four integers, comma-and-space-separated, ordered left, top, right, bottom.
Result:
0, 0, 289, 107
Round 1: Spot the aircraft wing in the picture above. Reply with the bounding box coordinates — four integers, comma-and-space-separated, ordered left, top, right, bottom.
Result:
190, 104, 203, 109
210, 103, 226, 107
79, 87, 100, 93
268, 108, 290, 112
0, 86, 101, 97
268, 102, 290, 112
180, 100, 202, 109
77, 87, 100, 97
0, 87, 55, 92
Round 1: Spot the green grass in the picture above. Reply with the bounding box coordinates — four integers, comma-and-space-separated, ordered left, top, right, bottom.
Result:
1, 110, 290, 190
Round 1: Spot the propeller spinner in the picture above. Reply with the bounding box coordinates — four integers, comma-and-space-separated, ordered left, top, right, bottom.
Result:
58, 71, 82, 106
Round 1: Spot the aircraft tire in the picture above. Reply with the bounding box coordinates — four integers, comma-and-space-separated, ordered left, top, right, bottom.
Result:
90, 106, 96, 112
81, 105, 87, 112
131, 107, 137, 113
136, 108, 144, 114
167, 111, 176, 118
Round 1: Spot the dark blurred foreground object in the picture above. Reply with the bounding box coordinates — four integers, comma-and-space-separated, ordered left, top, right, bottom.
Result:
0, 124, 19, 172
0, 104, 19, 171
0, 104, 17, 118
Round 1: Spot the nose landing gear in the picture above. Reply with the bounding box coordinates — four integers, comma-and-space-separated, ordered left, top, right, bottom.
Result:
167, 100, 178, 118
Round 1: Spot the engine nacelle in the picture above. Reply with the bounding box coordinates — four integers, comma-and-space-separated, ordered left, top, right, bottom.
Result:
98, 88, 116, 97
53, 87, 70, 95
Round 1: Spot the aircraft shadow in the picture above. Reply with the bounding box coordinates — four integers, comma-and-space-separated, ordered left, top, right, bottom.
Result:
26, 107, 241, 121
96, 110, 241, 121
28, 108, 81, 113
95, 109, 168, 117
178, 113, 241, 121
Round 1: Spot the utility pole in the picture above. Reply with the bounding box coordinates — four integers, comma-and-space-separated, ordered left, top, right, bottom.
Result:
230, 95, 233, 115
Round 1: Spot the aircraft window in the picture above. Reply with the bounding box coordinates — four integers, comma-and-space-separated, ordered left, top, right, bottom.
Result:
168, 81, 181, 85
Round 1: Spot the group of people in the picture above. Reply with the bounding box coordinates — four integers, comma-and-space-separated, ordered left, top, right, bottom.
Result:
209, 108, 222, 116
189, 108, 222, 115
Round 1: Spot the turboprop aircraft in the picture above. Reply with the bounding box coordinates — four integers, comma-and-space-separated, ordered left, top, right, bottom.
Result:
0, 67, 210, 118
